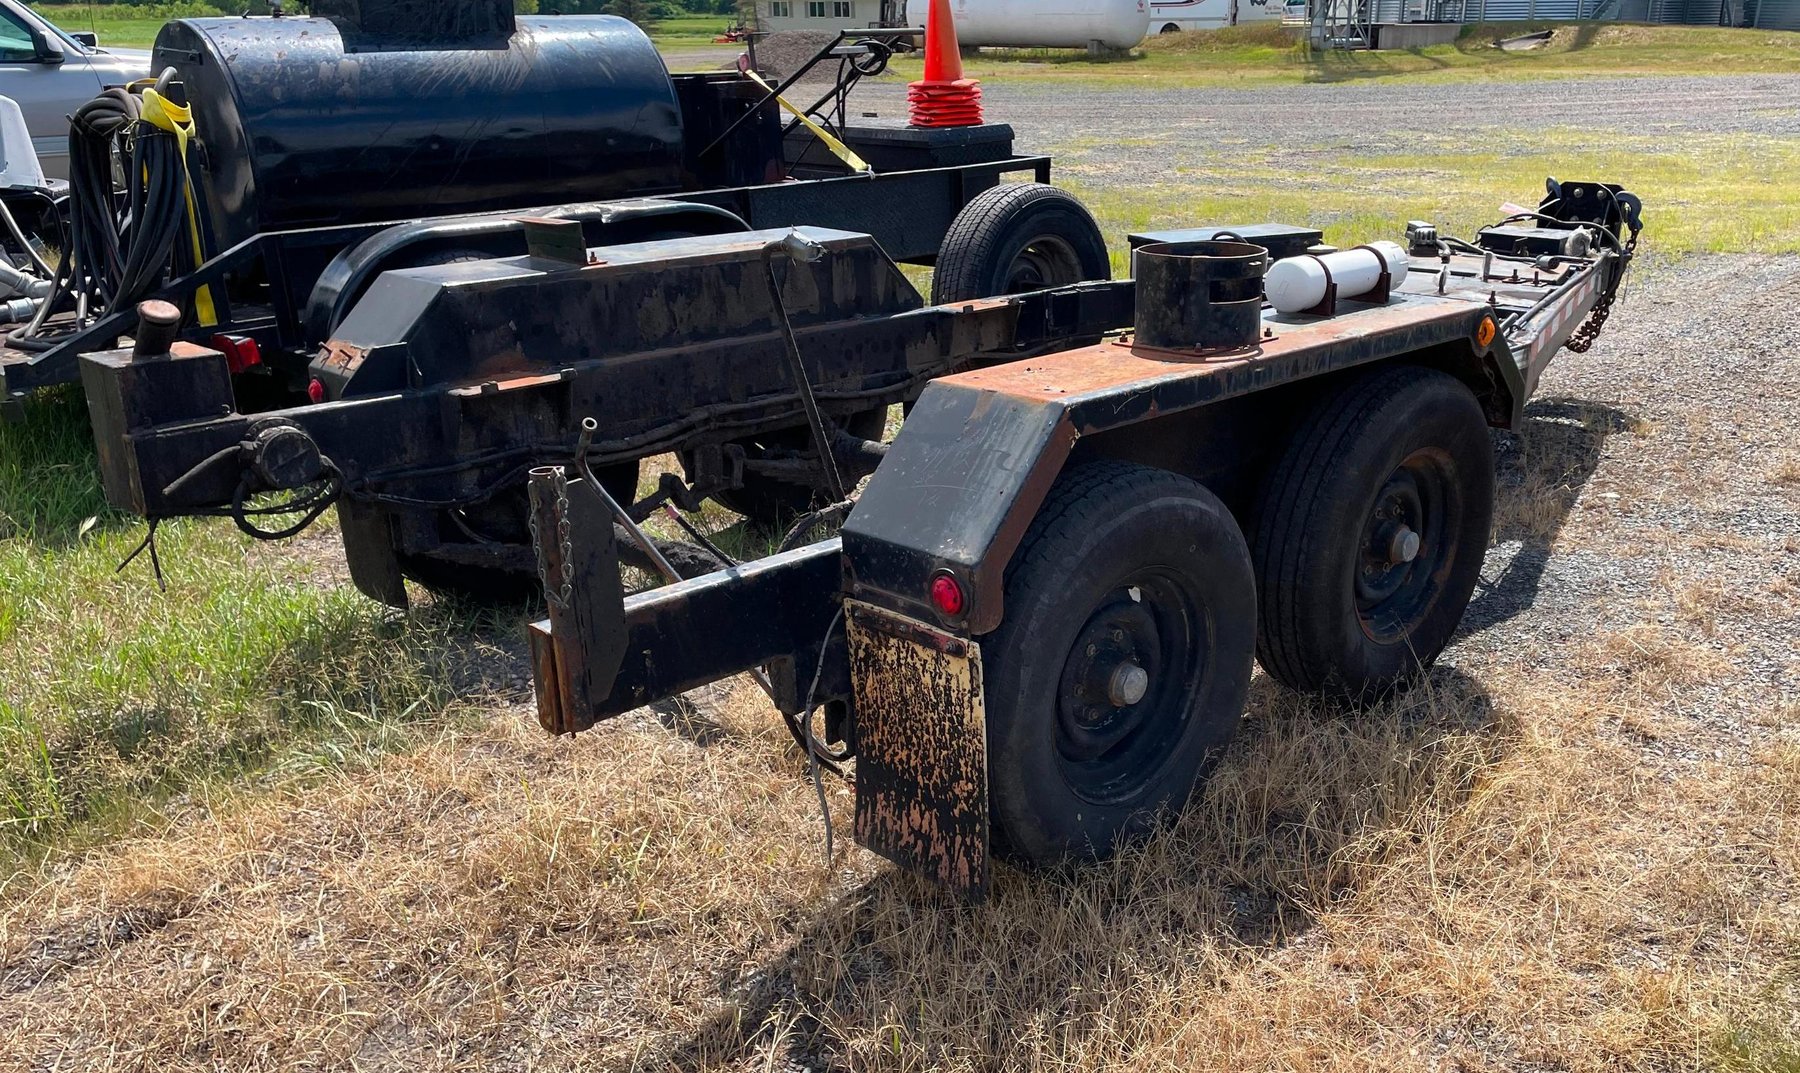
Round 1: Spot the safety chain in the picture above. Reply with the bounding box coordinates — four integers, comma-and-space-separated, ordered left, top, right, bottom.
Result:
1565, 232, 1638, 355
1562, 287, 1613, 354
527, 470, 576, 609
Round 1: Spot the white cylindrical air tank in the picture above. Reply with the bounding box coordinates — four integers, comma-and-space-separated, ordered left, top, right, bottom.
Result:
950, 0, 1152, 49
1264, 241, 1410, 314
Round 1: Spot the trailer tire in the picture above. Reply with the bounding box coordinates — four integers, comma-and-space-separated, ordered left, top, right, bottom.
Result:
982, 461, 1255, 867
931, 183, 1111, 304
1250, 365, 1494, 699
706, 406, 889, 527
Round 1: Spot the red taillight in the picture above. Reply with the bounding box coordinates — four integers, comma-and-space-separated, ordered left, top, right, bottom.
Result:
306, 378, 327, 404
929, 573, 965, 617
210, 333, 263, 375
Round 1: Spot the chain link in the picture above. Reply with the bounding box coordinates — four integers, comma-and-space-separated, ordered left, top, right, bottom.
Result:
528, 471, 575, 609
1562, 285, 1613, 354
556, 472, 574, 608
1565, 233, 1636, 355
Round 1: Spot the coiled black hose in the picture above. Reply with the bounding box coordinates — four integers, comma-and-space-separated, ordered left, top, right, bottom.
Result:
9, 73, 194, 352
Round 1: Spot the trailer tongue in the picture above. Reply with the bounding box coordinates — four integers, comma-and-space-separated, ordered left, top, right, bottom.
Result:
525, 180, 1642, 896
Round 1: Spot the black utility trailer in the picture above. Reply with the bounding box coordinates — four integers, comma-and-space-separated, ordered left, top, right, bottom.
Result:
83, 211, 1125, 601
0, 2, 1104, 410
517, 180, 1642, 897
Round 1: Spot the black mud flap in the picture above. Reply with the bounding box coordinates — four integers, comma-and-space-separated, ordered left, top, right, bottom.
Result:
337, 500, 408, 608
845, 599, 990, 897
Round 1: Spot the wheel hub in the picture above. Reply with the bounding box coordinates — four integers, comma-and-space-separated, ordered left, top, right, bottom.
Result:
1384, 523, 1421, 564
1004, 235, 1083, 294
1052, 573, 1204, 804
1108, 662, 1150, 706
1354, 450, 1455, 642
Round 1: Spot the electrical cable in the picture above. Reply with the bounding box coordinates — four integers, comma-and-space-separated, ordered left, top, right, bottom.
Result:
225, 462, 343, 540
1486, 210, 1627, 253
0, 197, 54, 279
796, 606, 847, 865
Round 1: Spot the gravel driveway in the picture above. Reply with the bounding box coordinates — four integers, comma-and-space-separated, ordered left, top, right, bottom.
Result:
846, 72, 1800, 181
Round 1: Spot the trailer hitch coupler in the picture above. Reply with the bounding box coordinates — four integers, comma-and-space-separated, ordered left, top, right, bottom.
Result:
132, 300, 183, 361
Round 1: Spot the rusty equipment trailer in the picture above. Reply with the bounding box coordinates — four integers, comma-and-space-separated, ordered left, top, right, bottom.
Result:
1, 1, 1099, 410
522, 180, 1642, 896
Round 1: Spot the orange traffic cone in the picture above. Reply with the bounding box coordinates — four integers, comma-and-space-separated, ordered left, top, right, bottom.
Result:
908, 0, 982, 128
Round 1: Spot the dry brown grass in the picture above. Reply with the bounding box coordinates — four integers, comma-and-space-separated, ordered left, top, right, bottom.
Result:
1771, 451, 1800, 488
1, 645, 1794, 1071
4, 373, 1797, 1069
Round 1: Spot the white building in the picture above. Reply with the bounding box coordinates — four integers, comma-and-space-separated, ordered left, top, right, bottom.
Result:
754, 0, 905, 34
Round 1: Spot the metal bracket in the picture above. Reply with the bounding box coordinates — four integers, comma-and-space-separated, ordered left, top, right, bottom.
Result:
1298, 245, 1393, 317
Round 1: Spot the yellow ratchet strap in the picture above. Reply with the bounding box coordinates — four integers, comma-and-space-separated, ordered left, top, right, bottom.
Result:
139, 88, 217, 326
742, 69, 871, 175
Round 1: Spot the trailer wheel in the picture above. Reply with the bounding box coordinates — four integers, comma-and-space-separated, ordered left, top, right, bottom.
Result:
704, 406, 888, 527
931, 183, 1111, 304
1251, 365, 1494, 698
983, 461, 1255, 866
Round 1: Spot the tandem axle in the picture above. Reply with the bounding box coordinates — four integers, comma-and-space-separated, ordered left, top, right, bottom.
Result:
524, 179, 1643, 896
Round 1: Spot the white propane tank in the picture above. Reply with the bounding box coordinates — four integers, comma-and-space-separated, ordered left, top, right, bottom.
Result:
951, 0, 1151, 50
1264, 241, 1410, 314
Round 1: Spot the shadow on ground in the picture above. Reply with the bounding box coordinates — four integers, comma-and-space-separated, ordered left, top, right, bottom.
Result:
622, 663, 1503, 1070
1460, 396, 1632, 639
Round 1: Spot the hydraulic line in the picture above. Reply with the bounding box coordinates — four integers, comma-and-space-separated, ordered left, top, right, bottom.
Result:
9, 72, 208, 352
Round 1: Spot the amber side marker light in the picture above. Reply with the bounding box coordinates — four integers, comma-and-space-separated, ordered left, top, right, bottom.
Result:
1477, 316, 1497, 348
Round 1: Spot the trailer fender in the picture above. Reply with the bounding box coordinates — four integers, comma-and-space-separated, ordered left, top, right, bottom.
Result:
303, 199, 752, 345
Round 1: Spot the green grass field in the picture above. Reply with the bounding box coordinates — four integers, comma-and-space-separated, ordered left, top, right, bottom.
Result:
936, 21, 1800, 86
0, 389, 518, 869
1062, 127, 1800, 276
30, 5, 740, 50
31, 5, 164, 49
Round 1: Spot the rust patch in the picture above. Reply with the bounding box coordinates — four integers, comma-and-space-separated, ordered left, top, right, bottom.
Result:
447, 370, 565, 397
315, 340, 369, 380
846, 600, 989, 897
947, 298, 1470, 402
527, 620, 568, 734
